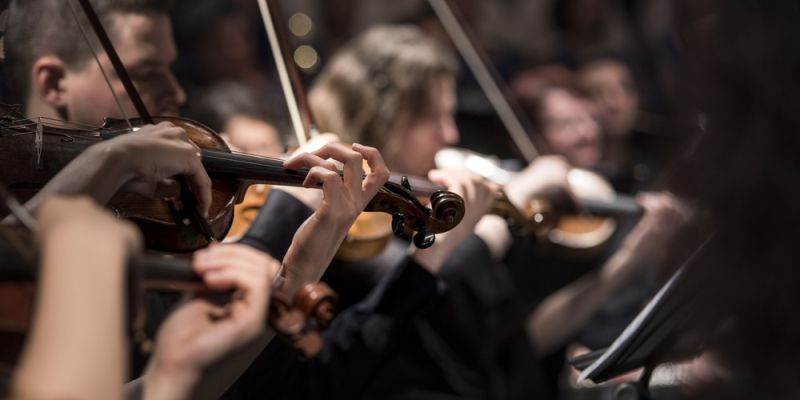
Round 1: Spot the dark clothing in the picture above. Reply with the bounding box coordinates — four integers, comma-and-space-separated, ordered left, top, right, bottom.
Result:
234, 189, 548, 399
364, 235, 549, 400
225, 189, 442, 400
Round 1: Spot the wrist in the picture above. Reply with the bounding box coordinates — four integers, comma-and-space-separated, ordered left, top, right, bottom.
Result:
142, 360, 201, 400
474, 215, 512, 261
92, 139, 138, 183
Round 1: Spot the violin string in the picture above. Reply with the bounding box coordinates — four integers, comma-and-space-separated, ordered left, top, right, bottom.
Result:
66, 0, 134, 133
3, 117, 96, 132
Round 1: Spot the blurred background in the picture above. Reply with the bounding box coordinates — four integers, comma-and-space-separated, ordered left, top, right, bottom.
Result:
165, 0, 678, 167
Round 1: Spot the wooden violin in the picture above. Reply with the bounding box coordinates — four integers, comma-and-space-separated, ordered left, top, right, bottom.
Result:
0, 222, 338, 369
0, 104, 465, 253
435, 147, 642, 260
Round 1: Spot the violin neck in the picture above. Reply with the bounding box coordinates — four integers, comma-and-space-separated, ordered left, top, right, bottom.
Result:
581, 195, 643, 217
200, 150, 309, 187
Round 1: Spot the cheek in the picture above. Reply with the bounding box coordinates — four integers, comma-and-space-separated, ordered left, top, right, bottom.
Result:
545, 131, 574, 153
66, 83, 119, 125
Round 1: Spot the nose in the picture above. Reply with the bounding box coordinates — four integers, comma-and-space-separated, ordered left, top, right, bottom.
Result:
577, 114, 601, 141
441, 115, 460, 145
161, 72, 187, 112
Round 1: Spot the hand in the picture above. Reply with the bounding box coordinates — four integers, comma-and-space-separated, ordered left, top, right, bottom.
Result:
144, 243, 279, 400
504, 155, 572, 211
412, 169, 497, 272
283, 142, 389, 227
278, 142, 389, 293
608, 192, 693, 279
99, 121, 213, 218
276, 133, 342, 210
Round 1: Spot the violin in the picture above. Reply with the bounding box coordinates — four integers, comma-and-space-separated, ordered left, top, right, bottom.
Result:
0, 221, 338, 370
0, 104, 465, 253
435, 147, 643, 260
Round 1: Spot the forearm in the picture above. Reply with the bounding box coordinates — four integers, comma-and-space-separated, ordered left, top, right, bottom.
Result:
13, 225, 128, 400
527, 247, 640, 355
280, 213, 351, 295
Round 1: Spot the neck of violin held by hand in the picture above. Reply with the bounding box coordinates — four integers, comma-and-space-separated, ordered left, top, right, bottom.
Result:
201, 150, 309, 187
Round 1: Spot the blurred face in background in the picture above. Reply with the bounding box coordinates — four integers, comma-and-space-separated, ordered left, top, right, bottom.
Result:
578, 59, 639, 138
391, 76, 460, 177
539, 88, 602, 168
224, 115, 283, 158
55, 12, 185, 126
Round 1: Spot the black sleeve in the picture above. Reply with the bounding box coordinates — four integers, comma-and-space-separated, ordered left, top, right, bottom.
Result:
439, 234, 517, 311
238, 189, 313, 259
223, 258, 442, 400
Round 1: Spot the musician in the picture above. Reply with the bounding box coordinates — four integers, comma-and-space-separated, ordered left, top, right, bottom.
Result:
4, 0, 212, 216
4, 2, 487, 400
9, 196, 277, 400
578, 56, 667, 194
305, 25, 690, 399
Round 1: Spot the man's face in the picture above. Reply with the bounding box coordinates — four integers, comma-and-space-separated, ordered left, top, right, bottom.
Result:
540, 89, 602, 169
578, 60, 639, 138
61, 12, 185, 126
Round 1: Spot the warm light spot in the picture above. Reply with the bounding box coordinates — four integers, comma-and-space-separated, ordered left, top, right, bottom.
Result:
288, 13, 313, 37
294, 45, 319, 71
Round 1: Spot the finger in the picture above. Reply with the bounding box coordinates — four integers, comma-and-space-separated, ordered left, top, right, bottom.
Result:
202, 268, 270, 319
195, 243, 276, 271
182, 152, 213, 218
149, 125, 187, 142
427, 169, 451, 188
194, 245, 272, 276
150, 178, 181, 199
303, 166, 343, 192
121, 179, 159, 198
310, 143, 363, 194
352, 143, 390, 200
283, 152, 339, 172
202, 265, 267, 294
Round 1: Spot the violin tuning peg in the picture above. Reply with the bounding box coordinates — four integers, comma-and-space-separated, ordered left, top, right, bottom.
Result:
401, 176, 412, 191
391, 213, 406, 236
275, 309, 306, 335
413, 231, 435, 249
296, 332, 324, 358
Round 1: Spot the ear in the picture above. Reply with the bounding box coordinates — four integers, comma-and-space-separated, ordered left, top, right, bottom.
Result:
31, 56, 69, 109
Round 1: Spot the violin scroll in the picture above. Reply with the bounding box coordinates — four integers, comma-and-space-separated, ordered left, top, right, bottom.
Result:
269, 282, 338, 357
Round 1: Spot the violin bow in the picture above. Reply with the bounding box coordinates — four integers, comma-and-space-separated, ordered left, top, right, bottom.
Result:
68, 0, 215, 243
0, 184, 38, 234
257, 0, 319, 146
427, 0, 544, 163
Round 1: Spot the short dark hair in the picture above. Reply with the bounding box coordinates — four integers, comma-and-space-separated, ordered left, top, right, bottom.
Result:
4, 0, 172, 103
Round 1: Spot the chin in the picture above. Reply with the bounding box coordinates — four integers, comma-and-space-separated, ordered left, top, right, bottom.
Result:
573, 153, 602, 169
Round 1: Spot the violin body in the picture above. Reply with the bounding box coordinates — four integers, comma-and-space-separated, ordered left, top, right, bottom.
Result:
0, 107, 240, 252
226, 184, 272, 240
104, 117, 240, 251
